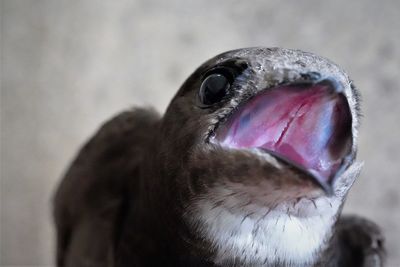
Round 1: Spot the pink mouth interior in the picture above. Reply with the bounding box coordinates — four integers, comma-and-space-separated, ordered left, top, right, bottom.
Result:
214, 83, 353, 184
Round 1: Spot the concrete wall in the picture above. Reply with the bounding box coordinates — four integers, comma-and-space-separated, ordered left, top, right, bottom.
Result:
1, 0, 399, 266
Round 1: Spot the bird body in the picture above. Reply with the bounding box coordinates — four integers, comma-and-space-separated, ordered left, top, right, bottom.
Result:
54, 48, 385, 266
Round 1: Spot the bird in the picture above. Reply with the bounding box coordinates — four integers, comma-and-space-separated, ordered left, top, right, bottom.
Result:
53, 47, 385, 267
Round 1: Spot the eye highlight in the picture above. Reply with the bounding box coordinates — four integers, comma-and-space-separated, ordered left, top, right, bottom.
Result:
199, 73, 231, 106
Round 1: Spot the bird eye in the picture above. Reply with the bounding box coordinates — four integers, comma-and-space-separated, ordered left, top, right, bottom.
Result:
199, 72, 231, 106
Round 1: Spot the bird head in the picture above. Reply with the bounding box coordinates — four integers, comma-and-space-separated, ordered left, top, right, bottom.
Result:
157, 47, 362, 265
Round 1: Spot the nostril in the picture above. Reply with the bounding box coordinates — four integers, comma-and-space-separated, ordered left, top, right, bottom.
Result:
317, 78, 344, 93
300, 71, 321, 82
376, 238, 384, 249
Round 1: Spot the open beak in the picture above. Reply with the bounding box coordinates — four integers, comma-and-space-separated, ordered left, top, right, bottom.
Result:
213, 78, 354, 195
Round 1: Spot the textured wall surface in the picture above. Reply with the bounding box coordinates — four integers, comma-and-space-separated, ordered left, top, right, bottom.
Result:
1, 0, 399, 266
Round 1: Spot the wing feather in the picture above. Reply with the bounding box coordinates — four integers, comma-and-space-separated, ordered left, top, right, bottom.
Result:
53, 108, 160, 267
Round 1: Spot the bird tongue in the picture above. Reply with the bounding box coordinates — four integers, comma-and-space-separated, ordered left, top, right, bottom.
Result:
214, 83, 352, 185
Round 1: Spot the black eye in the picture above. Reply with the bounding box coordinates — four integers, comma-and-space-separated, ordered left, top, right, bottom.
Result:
199, 73, 231, 106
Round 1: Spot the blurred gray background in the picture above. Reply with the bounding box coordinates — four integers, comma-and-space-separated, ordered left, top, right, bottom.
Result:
1, 0, 400, 266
